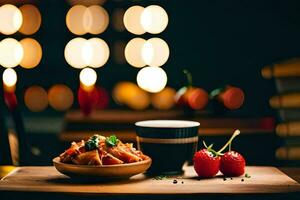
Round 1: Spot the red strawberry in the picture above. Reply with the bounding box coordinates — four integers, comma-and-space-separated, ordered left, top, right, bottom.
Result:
220, 151, 245, 177
193, 149, 220, 178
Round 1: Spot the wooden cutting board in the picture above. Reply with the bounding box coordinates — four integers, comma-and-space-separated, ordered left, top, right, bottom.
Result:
0, 166, 299, 195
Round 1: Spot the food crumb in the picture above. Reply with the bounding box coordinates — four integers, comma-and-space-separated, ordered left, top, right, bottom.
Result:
241, 179, 244, 182
181, 181, 184, 184
230, 177, 233, 180
173, 180, 178, 184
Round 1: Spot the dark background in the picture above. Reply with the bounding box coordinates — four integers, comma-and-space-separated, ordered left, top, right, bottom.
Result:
3, 0, 299, 116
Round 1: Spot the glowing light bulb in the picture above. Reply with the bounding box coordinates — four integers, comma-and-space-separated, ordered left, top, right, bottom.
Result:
141, 5, 168, 34
20, 38, 42, 69
142, 38, 169, 67
84, 5, 109, 34
19, 4, 41, 35
137, 66, 167, 93
64, 37, 87, 69
125, 38, 146, 68
3, 68, 17, 87
0, 38, 24, 68
0, 4, 23, 35
66, 5, 87, 35
86, 38, 109, 68
80, 67, 97, 88
123, 6, 145, 35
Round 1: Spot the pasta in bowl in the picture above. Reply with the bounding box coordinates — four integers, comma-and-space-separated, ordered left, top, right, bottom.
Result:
53, 134, 151, 179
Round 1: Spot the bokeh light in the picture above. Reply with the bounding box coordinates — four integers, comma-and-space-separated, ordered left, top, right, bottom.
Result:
48, 84, 74, 111
125, 38, 146, 68
0, 4, 23, 35
64, 37, 88, 69
66, 5, 87, 35
66, 5, 109, 35
151, 87, 176, 110
123, 6, 145, 35
19, 4, 41, 35
137, 66, 167, 93
24, 86, 48, 112
67, 0, 106, 6
86, 38, 109, 68
0, 38, 24, 68
79, 67, 97, 87
85, 5, 109, 34
142, 38, 169, 67
112, 81, 150, 110
141, 5, 168, 34
2, 68, 17, 87
20, 38, 42, 69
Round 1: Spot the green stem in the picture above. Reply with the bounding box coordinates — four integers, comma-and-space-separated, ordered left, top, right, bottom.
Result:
217, 130, 240, 154
183, 70, 193, 87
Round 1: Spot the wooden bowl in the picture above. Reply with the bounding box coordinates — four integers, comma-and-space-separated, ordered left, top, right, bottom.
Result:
53, 157, 151, 179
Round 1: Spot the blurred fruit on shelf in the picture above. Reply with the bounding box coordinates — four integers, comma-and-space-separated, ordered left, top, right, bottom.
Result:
24, 86, 48, 112
78, 86, 98, 116
112, 81, 150, 110
175, 70, 208, 110
210, 86, 245, 113
4, 91, 17, 111
95, 86, 109, 109
48, 84, 74, 111
151, 87, 176, 110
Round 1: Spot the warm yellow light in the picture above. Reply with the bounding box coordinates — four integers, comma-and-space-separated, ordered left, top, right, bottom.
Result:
48, 84, 74, 111
151, 87, 176, 110
85, 5, 109, 34
86, 38, 109, 68
64, 37, 87, 69
137, 66, 167, 93
112, 81, 150, 110
19, 4, 41, 35
0, 38, 24, 68
20, 38, 42, 69
0, 4, 23, 35
67, 0, 106, 6
141, 5, 168, 34
123, 6, 145, 35
142, 38, 169, 67
24, 86, 48, 112
2, 68, 17, 87
79, 68, 97, 87
66, 5, 109, 35
66, 5, 87, 35
125, 38, 146, 68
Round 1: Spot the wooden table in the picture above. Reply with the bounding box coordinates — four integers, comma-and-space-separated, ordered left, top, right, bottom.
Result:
0, 166, 300, 200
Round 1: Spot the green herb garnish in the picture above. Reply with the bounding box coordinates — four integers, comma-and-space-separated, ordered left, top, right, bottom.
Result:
245, 173, 251, 178
105, 135, 118, 147
85, 135, 100, 151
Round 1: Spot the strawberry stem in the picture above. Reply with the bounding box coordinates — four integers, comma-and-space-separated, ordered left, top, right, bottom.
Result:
183, 70, 193, 87
217, 129, 240, 154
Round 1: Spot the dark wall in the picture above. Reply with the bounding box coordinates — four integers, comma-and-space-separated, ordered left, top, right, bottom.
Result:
3, 0, 300, 116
